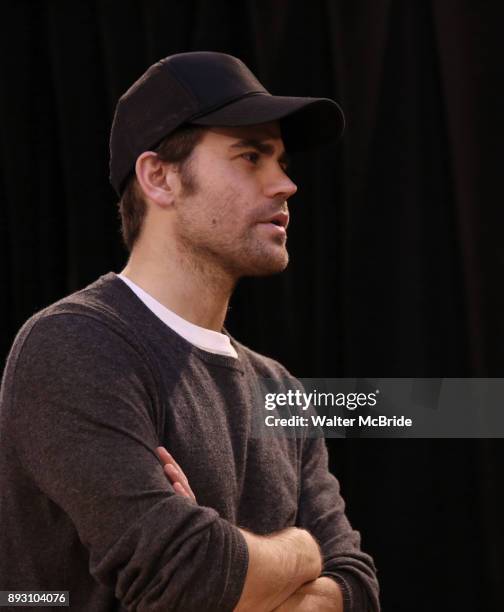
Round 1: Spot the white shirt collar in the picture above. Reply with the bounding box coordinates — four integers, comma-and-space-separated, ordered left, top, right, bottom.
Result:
116, 273, 238, 359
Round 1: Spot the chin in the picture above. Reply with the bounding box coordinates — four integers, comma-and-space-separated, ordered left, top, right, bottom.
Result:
243, 251, 290, 277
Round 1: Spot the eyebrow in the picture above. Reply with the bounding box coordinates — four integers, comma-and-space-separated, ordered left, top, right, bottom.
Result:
229, 138, 291, 167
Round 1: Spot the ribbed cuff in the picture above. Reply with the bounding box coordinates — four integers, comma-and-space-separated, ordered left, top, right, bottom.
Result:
321, 571, 354, 612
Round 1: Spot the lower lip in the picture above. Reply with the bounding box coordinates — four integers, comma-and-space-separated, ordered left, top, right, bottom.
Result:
258, 222, 287, 236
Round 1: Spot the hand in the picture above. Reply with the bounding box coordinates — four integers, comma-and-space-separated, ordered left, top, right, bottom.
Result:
234, 528, 323, 612
156, 446, 197, 503
272, 577, 344, 612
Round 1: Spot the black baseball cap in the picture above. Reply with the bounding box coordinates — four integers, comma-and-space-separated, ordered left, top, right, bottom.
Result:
109, 51, 345, 195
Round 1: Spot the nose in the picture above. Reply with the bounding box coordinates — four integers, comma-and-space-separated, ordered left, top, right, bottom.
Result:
263, 170, 298, 201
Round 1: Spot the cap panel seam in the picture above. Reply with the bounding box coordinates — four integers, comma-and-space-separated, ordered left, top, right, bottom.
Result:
159, 59, 200, 108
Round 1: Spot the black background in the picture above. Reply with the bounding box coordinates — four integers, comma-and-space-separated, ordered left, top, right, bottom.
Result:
1, 1, 504, 610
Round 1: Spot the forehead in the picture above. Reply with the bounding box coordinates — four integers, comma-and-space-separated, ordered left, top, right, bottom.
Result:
200, 121, 283, 146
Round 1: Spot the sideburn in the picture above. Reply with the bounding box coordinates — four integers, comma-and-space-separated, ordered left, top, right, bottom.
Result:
178, 156, 199, 197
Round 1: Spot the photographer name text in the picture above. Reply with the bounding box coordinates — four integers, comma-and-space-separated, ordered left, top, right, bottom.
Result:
264, 414, 413, 428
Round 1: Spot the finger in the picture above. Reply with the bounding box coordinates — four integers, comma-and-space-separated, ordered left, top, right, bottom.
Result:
156, 446, 171, 465
164, 464, 196, 501
157, 447, 196, 501
163, 464, 186, 493
161, 450, 191, 488
173, 481, 190, 498
158, 450, 182, 486
156, 447, 184, 477
164, 463, 179, 481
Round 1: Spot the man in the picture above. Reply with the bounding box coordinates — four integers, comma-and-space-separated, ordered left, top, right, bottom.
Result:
0, 52, 379, 611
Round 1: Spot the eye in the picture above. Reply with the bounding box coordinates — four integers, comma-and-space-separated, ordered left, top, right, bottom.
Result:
241, 151, 260, 164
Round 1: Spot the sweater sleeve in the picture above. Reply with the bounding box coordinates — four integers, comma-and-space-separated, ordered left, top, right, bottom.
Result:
296, 436, 380, 612
8, 313, 248, 612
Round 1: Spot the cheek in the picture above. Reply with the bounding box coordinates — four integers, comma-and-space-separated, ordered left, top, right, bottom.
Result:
180, 168, 258, 237
209, 187, 254, 230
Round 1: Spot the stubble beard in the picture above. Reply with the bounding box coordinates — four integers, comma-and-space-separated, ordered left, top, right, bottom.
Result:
236, 231, 289, 278
175, 165, 290, 281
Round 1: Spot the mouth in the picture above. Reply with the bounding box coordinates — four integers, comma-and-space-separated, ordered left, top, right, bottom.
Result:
262, 211, 289, 229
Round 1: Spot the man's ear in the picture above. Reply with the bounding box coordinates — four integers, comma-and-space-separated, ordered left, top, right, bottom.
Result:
135, 151, 179, 207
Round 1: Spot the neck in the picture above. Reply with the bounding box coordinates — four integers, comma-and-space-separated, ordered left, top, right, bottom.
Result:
120, 240, 236, 333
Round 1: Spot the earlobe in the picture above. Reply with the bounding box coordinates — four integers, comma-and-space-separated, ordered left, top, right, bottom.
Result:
135, 151, 175, 208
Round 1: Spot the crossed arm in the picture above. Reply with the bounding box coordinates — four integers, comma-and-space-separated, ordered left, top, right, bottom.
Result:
156, 446, 344, 612
11, 316, 374, 610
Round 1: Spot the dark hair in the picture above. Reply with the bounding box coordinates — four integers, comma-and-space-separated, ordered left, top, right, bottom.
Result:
117, 124, 207, 253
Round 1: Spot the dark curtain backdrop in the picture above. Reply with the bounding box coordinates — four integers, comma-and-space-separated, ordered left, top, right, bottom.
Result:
1, 1, 503, 610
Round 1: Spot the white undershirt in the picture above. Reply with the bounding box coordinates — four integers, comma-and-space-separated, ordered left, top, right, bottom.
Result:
116, 273, 238, 359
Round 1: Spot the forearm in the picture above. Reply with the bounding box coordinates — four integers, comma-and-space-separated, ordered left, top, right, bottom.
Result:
234, 527, 322, 612
157, 448, 322, 612
272, 576, 344, 611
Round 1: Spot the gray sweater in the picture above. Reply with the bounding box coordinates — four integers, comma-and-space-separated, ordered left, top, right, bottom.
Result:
0, 272, 379, 611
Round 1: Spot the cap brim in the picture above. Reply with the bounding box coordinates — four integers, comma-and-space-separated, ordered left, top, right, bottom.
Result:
189, 94, 345, 152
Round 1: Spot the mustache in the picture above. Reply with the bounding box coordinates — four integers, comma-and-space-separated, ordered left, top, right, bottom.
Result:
256, 201, 289, 219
